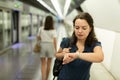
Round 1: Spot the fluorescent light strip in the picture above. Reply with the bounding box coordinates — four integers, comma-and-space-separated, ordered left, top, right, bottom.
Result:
63, 0, 71, 17
37, 0, 57, 15
51, 0, 63, 19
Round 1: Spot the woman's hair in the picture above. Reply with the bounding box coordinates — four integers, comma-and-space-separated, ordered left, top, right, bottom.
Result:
44, 15, 54, 30
70, 12, 98, 46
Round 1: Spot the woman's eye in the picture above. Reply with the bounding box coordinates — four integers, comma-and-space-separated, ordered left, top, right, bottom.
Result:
82, 27, 87, 30
75, 26, 79, 29
75, 27, 79, 29
75, 26, 88, 30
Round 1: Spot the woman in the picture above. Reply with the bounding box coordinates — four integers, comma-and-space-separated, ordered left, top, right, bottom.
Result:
55, 12, 104, 80
37, 15, 56, 80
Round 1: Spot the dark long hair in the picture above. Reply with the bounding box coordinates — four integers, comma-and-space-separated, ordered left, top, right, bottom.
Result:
70, 12, 98, 46
44, 15, 54, 30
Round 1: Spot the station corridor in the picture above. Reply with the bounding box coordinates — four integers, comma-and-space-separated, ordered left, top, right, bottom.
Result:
0, 23, 116, 80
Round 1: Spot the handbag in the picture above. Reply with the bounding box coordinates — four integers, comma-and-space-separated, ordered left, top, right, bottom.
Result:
33, 42, 41, 53
33, 27, 41, 53
53, 59, 63, 80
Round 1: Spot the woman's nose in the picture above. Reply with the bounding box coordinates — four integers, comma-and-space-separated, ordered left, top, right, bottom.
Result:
78, 28, 82, 33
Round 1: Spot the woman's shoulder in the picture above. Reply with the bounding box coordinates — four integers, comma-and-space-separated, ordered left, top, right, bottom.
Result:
94, 41, 101, 46
60, 37, 71, 48
62, 37, 70, 42
85, 41, 102, 52
91, 41, 102, 49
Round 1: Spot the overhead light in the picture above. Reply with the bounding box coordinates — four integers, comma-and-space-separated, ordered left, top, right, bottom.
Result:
51, 0, 63, 19
63, 0, 71, 17
37, 0, 57, 15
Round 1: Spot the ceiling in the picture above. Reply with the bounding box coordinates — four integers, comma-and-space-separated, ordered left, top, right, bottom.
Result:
18, 0, 85, 18
18, 0, 120, 33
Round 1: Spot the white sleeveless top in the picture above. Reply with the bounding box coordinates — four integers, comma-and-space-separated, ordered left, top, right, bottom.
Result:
37, 27, 56, 42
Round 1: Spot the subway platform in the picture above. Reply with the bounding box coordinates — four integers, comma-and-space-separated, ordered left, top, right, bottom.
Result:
0, 23, 116, 80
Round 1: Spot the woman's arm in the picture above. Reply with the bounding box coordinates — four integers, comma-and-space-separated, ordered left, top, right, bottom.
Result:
78, 46, 104, 62
62, 46, 104, 64
55, 47, 71, 60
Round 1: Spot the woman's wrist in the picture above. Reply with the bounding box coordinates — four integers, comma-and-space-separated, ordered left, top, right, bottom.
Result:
61, 52, 65, 59
76, 52, 80, 59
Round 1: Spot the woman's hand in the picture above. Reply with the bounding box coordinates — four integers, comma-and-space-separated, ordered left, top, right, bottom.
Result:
62, 52, 79, 64
62, 47, 71, 58
63, 53, 72, 64
62, 48, 71, 53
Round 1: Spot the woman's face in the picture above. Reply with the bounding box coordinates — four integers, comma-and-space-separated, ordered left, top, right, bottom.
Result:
74, 19, 91, 41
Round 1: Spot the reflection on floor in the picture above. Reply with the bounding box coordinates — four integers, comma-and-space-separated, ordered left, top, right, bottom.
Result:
0, 38, 41, 80
0, 23, 116, 80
